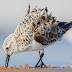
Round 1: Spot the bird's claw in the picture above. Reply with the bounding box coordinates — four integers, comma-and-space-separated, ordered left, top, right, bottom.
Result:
35, 62, 48, 68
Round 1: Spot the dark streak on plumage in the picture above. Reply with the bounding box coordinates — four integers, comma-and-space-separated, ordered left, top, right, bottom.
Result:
37, 22, 40, 25
45, 7, 48, 12
42, 16, 45, 20
33, 23, 35, 27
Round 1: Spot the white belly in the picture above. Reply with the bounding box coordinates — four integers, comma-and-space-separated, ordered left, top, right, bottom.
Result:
27, 40, 48, 51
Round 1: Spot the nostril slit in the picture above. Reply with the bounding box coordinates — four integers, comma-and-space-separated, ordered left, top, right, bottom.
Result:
6, 48, 9, 50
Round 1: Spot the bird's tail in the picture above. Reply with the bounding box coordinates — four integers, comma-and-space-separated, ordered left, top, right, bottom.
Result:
58, 21, 72, 31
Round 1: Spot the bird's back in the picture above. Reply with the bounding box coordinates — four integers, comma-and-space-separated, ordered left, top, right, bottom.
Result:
13, 6, 72, 51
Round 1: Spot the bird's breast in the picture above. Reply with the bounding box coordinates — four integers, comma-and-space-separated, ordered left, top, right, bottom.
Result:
28, 40, 48, 51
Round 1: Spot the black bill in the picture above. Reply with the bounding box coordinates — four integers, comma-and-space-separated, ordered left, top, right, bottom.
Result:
5, 54, 10, 68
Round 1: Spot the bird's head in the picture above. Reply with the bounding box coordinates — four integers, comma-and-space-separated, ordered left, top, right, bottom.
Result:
3, 33, 18, 68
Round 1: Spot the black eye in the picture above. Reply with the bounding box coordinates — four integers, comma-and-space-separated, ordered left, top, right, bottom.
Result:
6, 47, 9, 50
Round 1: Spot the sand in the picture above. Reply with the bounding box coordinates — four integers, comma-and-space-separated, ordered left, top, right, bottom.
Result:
0, 68, 72, 72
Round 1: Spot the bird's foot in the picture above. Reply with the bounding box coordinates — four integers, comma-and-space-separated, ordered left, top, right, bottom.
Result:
35, 62, 48, 68
39, 62, 48, 68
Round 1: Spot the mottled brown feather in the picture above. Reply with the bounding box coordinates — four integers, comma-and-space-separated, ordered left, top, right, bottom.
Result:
33, 32, 48, 45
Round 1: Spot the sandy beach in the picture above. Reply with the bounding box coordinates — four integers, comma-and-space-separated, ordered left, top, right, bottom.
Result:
0, 68, 72, 72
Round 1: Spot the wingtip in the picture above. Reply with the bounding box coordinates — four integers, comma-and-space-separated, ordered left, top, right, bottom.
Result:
70, 21, 72, 23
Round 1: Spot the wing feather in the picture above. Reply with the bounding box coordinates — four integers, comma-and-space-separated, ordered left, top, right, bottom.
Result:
33, 23, 58, 45
33, 32, 48, 45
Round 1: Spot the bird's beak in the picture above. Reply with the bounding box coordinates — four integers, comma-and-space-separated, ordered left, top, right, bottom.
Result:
5, 54, 10, 68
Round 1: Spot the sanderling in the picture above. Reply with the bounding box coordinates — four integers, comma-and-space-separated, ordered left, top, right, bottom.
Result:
3, 3, 72, 68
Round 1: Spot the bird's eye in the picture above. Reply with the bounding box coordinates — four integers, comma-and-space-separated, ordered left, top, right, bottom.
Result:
6, 47, 9, 50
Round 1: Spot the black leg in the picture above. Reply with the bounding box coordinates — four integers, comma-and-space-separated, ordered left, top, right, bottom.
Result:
35, 50, 48, 68
35, 52, 44, 67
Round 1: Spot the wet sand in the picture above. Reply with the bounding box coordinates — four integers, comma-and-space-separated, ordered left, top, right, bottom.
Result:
0, 68, 72, 72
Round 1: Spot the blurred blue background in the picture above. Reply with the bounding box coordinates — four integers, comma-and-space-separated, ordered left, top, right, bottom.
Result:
0, 0, 72, 67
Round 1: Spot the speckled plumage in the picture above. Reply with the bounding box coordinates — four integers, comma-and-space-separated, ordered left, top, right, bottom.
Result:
3, 5, 72, 56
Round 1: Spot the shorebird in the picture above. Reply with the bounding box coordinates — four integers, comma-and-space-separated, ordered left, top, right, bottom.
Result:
3, 4, 72, 68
